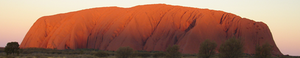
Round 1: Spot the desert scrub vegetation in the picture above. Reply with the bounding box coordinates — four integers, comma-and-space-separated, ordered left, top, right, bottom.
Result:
153, 51, 166, 58
0, 46, 298, 58
255, 43, 273, 58
1, 40, 299, 58
198, 39, 217, 58
115, 46, 134, 58
166, 45, 181, 58
219, 37, 244, 58
134, 51, 151, 58
5, 42, 20, 55
94, 50, 109, 57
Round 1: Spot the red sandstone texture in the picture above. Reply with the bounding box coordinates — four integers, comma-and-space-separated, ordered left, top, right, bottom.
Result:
20, 4, 282, 55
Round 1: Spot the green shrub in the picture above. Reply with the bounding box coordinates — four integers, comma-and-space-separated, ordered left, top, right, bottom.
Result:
135, 51, 151, 58
198, 39, 217, 58
219, 37, 243, 58
255, 43, 272, 58
4, 42, 19, 55
115, 47, 134, 58
166, 45, 181, 58
95, 50, 109, 57
153, 51, 166, 58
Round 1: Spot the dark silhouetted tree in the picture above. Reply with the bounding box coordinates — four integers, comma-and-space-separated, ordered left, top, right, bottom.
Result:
219, 37, 243, 58
116, 47, 134, 58
4, 42, 20, 55
166, 45, 181, 58
95, 50, 109, 57
255, 43, 273, 58
198, 39, 217, 58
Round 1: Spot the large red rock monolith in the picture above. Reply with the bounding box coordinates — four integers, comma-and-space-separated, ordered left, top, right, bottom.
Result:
20, 4, 282, 55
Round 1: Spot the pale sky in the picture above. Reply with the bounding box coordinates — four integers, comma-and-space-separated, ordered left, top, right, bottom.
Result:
0, 0, 299, 56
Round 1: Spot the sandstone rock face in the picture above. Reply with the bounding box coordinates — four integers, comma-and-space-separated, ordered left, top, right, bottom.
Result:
20, 4, 282, 55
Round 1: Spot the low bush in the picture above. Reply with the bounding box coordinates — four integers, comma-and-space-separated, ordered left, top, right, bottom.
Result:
166, 45, 181, 58
115, 47, 134, 58
135, 51, 151, 58
198, 39, 217, 58
255, 43, 272, 58
95, 50, 109, 57
219, 37, 244, 58
153, 51, 166, 58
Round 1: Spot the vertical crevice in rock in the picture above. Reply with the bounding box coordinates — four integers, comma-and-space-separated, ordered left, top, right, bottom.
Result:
65, 45, 70, 49
148, 7, 175, 51
44, 18, 48, 38
234, 28, 238, 35
219, 13, 227, 24
146, 7, 174, 42
225, 29, 229, 38
184, 19, 196, 32
174, 36, 178, 44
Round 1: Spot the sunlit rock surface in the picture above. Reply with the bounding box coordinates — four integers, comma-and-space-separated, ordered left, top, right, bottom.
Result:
20, 4, 282, 55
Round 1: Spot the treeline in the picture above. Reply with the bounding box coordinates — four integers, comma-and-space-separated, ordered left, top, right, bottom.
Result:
2, 37, 295, 58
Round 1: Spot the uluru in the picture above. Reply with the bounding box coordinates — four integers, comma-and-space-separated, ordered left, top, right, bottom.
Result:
20, 4, 282, 55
